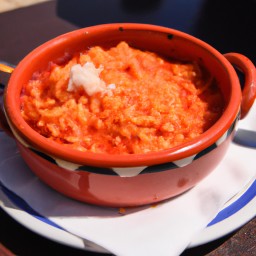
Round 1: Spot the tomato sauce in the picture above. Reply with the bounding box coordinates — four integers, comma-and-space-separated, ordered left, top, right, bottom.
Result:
21, 42, 224, 154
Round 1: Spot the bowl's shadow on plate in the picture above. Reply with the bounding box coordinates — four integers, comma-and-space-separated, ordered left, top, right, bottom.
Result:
233, 129, 256, 149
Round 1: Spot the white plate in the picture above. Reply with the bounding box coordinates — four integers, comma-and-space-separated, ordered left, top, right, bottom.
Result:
0, 138, 255, 253
1, 175, 255, 252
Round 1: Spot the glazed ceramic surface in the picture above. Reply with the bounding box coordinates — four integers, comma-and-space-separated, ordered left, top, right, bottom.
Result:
1, 24, 255, 206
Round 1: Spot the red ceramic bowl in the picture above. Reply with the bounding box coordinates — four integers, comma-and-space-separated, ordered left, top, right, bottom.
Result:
1, 24, 255, 207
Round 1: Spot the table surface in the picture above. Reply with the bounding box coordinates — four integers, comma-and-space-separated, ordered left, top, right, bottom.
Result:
0, 0, 255, 255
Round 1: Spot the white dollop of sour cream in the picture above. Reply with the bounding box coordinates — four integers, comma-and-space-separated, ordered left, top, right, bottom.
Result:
67, 62, 115, 96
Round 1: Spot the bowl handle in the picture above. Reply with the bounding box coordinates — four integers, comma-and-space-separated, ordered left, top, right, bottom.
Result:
224, 53, 256, 119
0, 62, 15, 136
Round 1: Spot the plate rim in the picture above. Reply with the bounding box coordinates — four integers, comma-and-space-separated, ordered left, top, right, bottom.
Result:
0, 188, 108, 253
1, 178, 255, 252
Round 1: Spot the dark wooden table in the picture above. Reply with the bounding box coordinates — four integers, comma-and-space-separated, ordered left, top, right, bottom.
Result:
0, 0, 255, 255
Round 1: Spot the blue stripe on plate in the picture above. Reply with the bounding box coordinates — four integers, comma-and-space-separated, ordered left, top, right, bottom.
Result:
1, 179, 255, 230
207, 179, 256, 226
0, 182, 63, 230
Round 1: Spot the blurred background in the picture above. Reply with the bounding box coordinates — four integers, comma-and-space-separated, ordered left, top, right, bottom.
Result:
0, 0, 50, 12
0, 0, 255, 64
